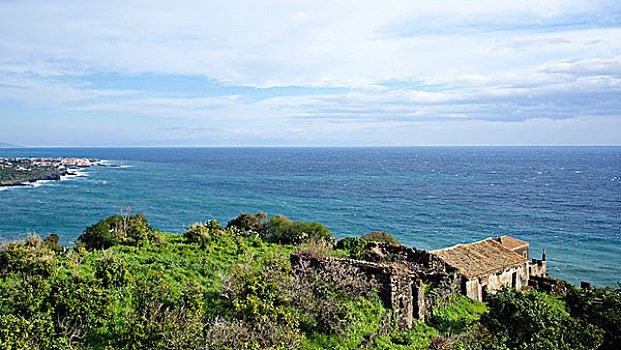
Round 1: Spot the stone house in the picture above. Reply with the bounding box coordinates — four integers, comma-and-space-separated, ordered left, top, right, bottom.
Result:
495, 235, 529, 258
289, 235, 547, 330
430, 238, 529, 302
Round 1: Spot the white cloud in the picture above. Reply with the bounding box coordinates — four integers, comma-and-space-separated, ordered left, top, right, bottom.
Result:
1, 0, 620, 87
0, 0, 620, 145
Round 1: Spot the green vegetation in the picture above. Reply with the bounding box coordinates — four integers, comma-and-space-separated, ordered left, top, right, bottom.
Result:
360, 231, 401, 246
1, 211, 618, 349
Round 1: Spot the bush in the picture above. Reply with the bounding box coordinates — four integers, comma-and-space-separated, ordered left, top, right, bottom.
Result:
564, 286, 621, 350
0, 314, 34, 349
184, 220, 227, 247
0, 243, 30, 275
7, 275, 50, 318
219, 264, 301, 347
78, 215, 125, 250
482, 287, 603, 350
429, 295, 488, 334
78, 212, 158, 250
336, 236, 368, 259
226, 212, 268, 237
360, 231, 401, 246
0, 243, 61, 277
266, 216, 333, 245
126, 212, 162, 246
46, 278, 111, 333
95, 257, 134, 289
42, 234, 62, 252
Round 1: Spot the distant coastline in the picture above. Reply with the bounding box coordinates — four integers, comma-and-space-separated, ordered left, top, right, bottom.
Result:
0, 142, 23, 148
0, 156, 118, 187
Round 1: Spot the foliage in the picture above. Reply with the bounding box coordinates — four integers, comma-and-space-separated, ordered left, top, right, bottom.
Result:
0, 313, 70, 350
266, 216, 333, 245
226, 212, 268, 237
429, 295, 488, 334
77, 212, 161, 250
1, 211, 619, 350
0, 242, 63, 277
336, 236, 368, 259
563, 285, 621, 350
42, 233, 62, 252
184, 219, 226, 246
77, 214, 126, 250
360, 231, 401, 246
47, 278, 112, 333
95, 257, 133, 289
482, 287, 603, 350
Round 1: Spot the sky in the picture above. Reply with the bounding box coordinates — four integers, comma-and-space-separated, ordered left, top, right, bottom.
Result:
0, 0, 620, 146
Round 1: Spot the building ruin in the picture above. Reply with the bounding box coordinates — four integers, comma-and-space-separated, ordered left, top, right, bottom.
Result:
290, 235, 548, 330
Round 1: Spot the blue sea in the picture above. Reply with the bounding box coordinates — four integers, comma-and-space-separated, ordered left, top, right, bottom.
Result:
1, 147, 619, 286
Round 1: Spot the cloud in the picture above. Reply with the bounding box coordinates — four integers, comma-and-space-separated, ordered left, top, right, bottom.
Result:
0, 1, 620, 145
69, 95, 241, 118
1, 0, 620, 87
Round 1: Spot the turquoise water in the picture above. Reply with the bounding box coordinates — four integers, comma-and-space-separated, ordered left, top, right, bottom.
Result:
1, 147, 619, 286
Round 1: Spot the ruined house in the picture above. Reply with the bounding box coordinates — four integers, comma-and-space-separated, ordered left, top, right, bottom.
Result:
289, 235, 547, 329
430, 238, 529, 302
290, 253, 425, 330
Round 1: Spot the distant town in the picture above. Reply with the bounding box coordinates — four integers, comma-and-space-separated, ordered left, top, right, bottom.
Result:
0, 157, 117, 186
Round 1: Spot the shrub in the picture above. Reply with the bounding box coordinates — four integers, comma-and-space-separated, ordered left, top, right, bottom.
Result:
0, 243, 61, 277
336, 236, 368, 259
7, 275, 50, 318
0, 314, 36, 349
78, 212, 159, 250
360, 231, 401, 246
78, 215, 125, 250
0, 313, 74, 350
42, 234, 62, 252
95, 257, 134, 289
226, 212, 268, 237
429, 295, 488, 334
0, 243, 30, 275
184, 220, 226, 247
220, 264, 299, 336
564, 286, 621, 350
202, 317, 302, 350
482, 287, 603, 350
46, 278, 111, 332
266, 217, 333, 245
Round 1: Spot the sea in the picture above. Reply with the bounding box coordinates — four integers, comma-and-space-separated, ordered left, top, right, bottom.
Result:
0, 147, 619, 286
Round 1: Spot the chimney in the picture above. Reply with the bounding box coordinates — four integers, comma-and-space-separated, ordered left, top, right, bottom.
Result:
542, 248, 546, 262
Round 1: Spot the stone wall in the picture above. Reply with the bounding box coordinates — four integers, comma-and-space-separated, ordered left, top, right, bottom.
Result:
466, 262, 529, 301
362, 242, 463, 315
290, 254, 425, 330
529, 258, 547, 278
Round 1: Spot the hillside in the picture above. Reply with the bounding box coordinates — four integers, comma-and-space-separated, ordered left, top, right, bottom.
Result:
0, 211, 618, 350
0, 142, 22, 148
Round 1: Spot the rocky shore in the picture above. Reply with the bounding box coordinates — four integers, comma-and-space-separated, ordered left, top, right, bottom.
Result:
0, 157, 117, 187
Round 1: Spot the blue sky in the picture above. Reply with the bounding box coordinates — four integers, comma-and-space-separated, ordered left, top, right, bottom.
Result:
1, 0, 620, 146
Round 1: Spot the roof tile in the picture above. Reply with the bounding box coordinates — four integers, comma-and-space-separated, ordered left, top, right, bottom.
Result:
430, 238, 527, 278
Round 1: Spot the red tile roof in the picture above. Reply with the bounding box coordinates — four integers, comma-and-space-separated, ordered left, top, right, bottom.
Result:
430, 238, 527, 278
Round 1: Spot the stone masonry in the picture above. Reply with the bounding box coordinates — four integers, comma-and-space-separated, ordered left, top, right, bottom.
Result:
290, 253, 425, 330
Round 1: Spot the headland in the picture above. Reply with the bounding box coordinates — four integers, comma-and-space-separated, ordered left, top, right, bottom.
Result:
0, 157, 118, 187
